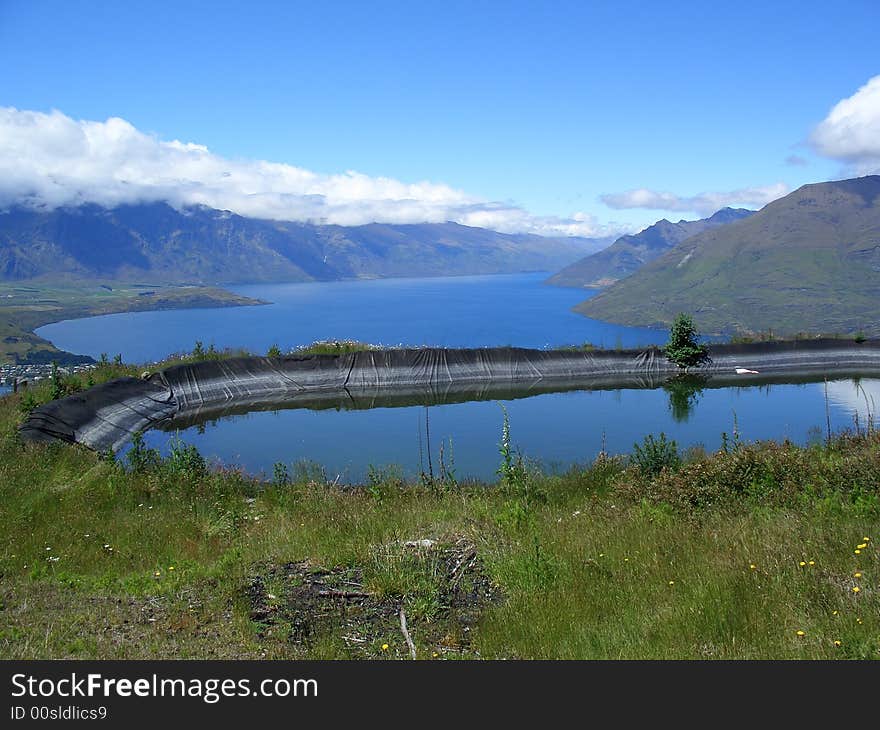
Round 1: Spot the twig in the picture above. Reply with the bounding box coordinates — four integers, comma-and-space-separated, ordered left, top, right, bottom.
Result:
450, 547, 478, 589
824, 377, 832, 446
399, 608, 417, 660
316, 588, 368, 598
425, 407, 434, 480
417, 411, 424, 474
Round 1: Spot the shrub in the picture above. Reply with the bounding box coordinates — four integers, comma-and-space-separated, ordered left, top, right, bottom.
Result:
166, 435, 207, 480
48, 362, 82, 401
126, 431, 161, 473
366, 464, 403, 503
272, 461, 290, 487
631, 432, 681, 477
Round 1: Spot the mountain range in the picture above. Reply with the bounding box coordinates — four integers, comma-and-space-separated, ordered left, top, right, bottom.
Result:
576, 175, 880, 336
546, 207, 755, 288
0, 202, 612, 284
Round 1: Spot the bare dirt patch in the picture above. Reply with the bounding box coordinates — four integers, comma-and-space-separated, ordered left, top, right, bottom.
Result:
245, 538, 500, 658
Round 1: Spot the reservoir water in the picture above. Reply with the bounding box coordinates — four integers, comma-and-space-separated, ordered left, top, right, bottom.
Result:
34, 273, 878, 481
128, 376, 875, 482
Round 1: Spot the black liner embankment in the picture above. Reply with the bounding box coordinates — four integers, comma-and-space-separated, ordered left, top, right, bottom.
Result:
19, 339, 880, 453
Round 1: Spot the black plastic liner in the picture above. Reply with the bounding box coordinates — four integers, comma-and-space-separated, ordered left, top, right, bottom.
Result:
19, 339, 880, 453
19, 376, 176, 452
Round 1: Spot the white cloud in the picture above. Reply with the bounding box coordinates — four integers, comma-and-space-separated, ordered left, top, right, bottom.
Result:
811, 75, 880, 174
600, 183, 789, 217
0, 107, 613, 237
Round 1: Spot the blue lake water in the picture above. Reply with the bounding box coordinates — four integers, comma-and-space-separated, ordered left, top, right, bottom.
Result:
37, 273, 668, 363
34, 273, 879, 481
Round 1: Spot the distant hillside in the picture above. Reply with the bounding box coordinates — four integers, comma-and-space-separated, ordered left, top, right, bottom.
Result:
0, 203, 610, 284
578, 176, 880, 336
546, 207, 754, 288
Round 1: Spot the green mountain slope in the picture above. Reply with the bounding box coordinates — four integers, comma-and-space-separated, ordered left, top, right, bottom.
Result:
577, 176, 880, 336
547, 207, 754, 288
0, 203, 610, 284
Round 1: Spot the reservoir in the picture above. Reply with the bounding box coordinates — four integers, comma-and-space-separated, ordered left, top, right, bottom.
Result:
34, 273, 875, 481
131, 375, 877, 482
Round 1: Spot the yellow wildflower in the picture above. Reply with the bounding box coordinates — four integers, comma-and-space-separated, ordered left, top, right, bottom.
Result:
749, 564, 757, 570
808, 560, 815, 566
799, 561, 806, 567
381, 643, 389, 651
854, 572, 862, 578
855, 550, 861, 555
834, 640, 842, 647
796, 630, 805, 637
857, 543, 867, 549
852, 586, 861, 593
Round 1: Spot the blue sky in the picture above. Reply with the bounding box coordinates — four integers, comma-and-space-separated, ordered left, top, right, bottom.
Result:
1, 0, 878, 234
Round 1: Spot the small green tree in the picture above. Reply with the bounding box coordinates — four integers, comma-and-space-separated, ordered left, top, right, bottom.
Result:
664, 313, 709, 371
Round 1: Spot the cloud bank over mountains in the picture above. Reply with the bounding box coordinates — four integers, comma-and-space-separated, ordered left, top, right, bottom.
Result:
599, 183, 789, 217
0, 107, 608, 237
4, 76, 876, 236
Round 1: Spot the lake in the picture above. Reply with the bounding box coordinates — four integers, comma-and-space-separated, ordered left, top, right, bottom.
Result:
35, 273, 877, 481
37, 273, 668, 363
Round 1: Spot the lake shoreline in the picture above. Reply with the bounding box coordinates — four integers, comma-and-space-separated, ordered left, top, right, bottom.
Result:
0, 281, 267, 365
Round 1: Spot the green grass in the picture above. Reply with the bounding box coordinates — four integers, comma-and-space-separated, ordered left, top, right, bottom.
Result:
1, 367, 878, 660
291, 340, 380, 356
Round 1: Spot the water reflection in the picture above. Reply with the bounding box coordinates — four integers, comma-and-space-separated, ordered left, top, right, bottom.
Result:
662, 375, 707, 423
137, 375, 880, 482
823, 377, 879, 429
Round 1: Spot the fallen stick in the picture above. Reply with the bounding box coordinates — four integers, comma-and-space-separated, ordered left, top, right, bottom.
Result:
399, 608, 417, 660
317, 589, 371, 599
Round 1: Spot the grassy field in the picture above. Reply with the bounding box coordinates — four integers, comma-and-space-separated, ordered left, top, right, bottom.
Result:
0, 280, 263, 364
0, 359, 878, 660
